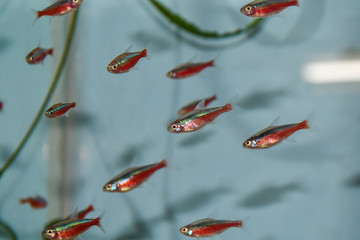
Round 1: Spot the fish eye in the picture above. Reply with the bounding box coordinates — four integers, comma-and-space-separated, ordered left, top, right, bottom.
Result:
111, 65, 117, 70
181, 227, 188, 233
245, 140, 252, 146
73, 0, 78, 3
246, 6, 252, 12
47, 230, 53, 235
48, 111, 53, 115
30, 56, 34, 61
171, 124, 178, 129
106, 184, 112, 190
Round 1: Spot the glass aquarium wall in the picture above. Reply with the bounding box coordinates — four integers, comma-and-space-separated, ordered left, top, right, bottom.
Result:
1, 0, 360, 239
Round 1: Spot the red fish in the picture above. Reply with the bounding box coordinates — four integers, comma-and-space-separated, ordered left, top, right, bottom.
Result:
36, 0, 83, 19
243, 119, 309, 149
167, 59, 215, 79
76, 205, 95, 219
178, 95, 217, 115
45, 102, 76, 118
0, 101, 3, 111
25, 47, 54, 64
103, 159, 167, 192
107, 49, 147, 74
168, 103, 232, 133
42, 216, 103, 240
19, 196, 47, 209
180, 218, 244, 238
240, 0, 299, 18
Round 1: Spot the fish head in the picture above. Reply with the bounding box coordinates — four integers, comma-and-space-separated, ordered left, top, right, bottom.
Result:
240, 4, 256, 16
103, 182, 118, 192
243, 138, 258, 148
167, 122, 184, 133
25, 53, 36, 64
70, 0, 83, 7
180, 226, 193, 236
107, 62, 119, 73
42, 228, 58, 239
167, 70, 177, 78
45, 109, 56, 118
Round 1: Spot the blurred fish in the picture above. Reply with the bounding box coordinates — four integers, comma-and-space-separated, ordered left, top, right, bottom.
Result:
19, 195, 47, 209
0, 100, 3, 111
45, 102, 76, 118
180, 218, 244, 238
167, 59, 214, 79
178, 95, 217, 115
107, 48, 147, 74
103, 159, 167, 192
241, 0, 299, 18
168, 102, 232, 133
25, 47, 53, 64
42, 216, 104, 240
243, 119, 309, 149
66, 205, 95, 219
35, 0, 82, 19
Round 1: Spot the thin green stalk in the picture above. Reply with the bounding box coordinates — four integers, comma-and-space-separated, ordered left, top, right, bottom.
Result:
0, 219, 17, 240
149, 0, 264, 38
0, 11, 79, 179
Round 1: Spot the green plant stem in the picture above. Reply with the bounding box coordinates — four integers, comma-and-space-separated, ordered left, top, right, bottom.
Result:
0, 219, 17, 240
0, 11, 79, 179
149, 0, 264, 38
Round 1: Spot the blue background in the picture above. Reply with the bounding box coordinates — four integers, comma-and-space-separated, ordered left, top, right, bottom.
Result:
0, 0, 360, 239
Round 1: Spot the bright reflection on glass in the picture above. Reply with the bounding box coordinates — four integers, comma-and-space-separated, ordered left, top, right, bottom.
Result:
303, 59, 360, 84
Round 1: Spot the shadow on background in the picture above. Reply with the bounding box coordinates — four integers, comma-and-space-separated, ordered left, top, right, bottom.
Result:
178, 130, 215, 148
239, 182, 302, 208
238, 89, 288, 110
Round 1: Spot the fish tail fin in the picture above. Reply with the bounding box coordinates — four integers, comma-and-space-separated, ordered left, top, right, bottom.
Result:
294, 0, 300, 6
208, 59, 215, 67
88, 204, 95, 212
71, 102, 77, 108
31, 9, 40, 24
224, 103, 233, 112
299, 120, 309, 129
48, 48, 54, 56
19, 199, 26, 204
158, 159, 168, 169
95, 213, 106, 233
238, 216, 251, 234
141, 49, 147, 58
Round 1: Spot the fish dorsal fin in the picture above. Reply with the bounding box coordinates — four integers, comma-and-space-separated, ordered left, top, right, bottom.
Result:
194, 99, 206, 110
69, 207, 79, 219
191, 218, 215, 225
269, 116, 280, 127
124, 44, 133, 53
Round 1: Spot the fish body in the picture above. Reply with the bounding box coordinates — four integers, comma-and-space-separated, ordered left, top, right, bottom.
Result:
42, 217, 103, 240
180, 218, 244, 238
103, 159, 167, 192
19, 196, 47, 209
167, 59, 214, 79
178, 95, 217, 115
25, 47, 53, 64
45, 102, 76, 118
0, 101, 3, 111
36, 0, 82, 19
168, 103, 232, 133
240, 0, 299, 17
107, 49, 147, 73
243, 119, 309, 149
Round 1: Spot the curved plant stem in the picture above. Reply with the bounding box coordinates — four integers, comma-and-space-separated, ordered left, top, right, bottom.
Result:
0, 219, 17, 240
149, 0, 264, 38
0, 11, 79, 179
